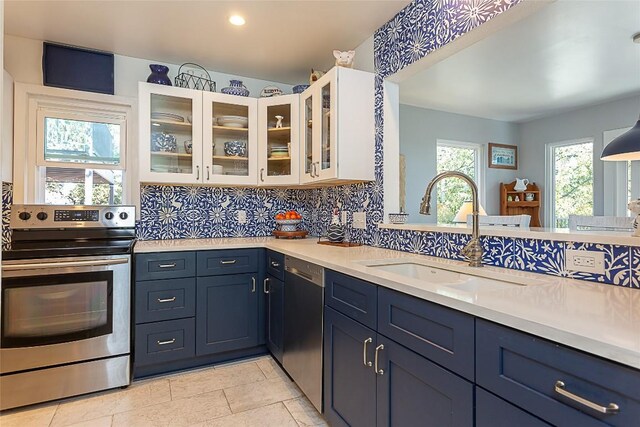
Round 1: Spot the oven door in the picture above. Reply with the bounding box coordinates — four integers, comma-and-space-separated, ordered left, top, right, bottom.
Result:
0, 255, 130, 374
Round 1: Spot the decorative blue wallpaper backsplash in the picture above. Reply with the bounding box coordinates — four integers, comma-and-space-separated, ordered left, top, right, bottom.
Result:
2, 1, 638, 288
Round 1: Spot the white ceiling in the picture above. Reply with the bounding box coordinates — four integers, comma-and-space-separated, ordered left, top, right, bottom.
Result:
399, 0, 640, 123
4, 0, 409, 84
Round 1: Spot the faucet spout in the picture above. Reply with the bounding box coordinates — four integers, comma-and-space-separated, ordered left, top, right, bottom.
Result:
419, 171, 483, 267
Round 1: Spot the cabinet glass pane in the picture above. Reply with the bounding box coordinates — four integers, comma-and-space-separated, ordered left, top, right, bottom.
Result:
150, 94, 194, 175
321, 83, 331, 171
304, 96, 313, 175
211, 102, 250, 177
266, 104, 292, 177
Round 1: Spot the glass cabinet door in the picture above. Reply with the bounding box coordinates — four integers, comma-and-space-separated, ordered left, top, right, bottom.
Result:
203, 94, 257, 185
258, 95, 299, 185
317, 79, 337, 179
301, 92, 315, 182
140, 84, 202, 184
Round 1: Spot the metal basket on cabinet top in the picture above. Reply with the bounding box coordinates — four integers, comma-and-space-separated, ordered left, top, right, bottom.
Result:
174, 63, 216, 92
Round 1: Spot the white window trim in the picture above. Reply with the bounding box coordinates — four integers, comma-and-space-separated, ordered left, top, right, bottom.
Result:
545, 137, 594, 228
435, 139, 486, 207
13, 83, 137, 207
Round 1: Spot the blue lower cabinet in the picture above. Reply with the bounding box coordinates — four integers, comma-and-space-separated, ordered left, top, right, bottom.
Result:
324, 307, 377, 427
135, 318, 195, 366
265, 275, 285, 363
376, 336, 474, 427
196, 274, 259, 356
476, 387, 551, 427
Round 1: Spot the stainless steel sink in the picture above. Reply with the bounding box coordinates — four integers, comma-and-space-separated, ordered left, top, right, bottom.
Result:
364, 261, 529, 292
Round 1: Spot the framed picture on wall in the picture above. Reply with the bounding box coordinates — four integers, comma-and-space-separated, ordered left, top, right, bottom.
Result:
488, 143, 518, 169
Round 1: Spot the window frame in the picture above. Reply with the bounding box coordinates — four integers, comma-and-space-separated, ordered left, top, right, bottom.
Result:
13, 83, 136, 206
603, 127, 639, 217
545, 137, 594, 228
435, 139, 486, 223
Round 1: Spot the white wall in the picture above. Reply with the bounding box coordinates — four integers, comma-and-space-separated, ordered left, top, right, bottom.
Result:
2, 70, 12, 182
400, 105, 519, 222
518, 94, 640, 222
353, 35, 374, 74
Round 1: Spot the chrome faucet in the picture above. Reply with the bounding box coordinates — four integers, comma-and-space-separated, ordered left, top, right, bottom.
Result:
419, 171, 483, 267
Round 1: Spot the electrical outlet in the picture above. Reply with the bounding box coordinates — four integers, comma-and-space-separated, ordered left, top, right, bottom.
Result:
341, 211, 348, 225
566, 249, 605, 274
237, 210, 247, 224
353, 211, 367, 229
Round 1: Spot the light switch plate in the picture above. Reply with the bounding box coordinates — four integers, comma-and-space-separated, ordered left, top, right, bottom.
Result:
341, 211, 348, 225
237, 210, 247, 224
353, 212, 367, 229
566, 249, 605, 274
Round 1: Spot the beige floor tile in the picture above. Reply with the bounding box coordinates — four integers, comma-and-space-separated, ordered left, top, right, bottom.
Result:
223, 377, 303, 413
0, 402, 58, 427
283, 397, 328, 426
112, 390, 230, 427
50, 379, 171, 427
256, 357, 290, 381
196, 402, 298, 427
66, 415, 113, 427
170, 362, 266, 400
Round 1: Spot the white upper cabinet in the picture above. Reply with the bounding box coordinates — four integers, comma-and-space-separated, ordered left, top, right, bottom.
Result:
257, 94, 300, 186
139, 83, 203, 184
202, 92, 258, 186
299, 67, 375, 185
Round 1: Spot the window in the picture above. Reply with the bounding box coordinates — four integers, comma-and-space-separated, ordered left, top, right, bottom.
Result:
436, 140, 484, 224
13, 84, 134, 206
604, 128, 640, 216
546, 138, 594, 228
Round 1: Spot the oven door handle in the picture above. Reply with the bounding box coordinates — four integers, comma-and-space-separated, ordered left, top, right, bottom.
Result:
2, 258, 129, 271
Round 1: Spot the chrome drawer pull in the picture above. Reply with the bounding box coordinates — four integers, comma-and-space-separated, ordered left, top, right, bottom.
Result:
270, 261, 280, 268
157, 338, 176, 346
220, 260, 237, 265
374, 344, 384, 375
157, 297, 176, 303
251, 276, 256, 293
554, 381, 620, 415
363, 338, 373, 367
264, 277, 270, 294
158, 263, 176, 269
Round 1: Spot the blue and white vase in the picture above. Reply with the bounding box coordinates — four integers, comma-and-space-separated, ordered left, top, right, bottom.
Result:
147, 64, 172, 86
221, 80, 250, 97
327, 210, 344, 243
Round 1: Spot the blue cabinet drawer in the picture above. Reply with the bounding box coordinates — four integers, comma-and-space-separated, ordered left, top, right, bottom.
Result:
325, 270, 377, 330
136, 252, 196, 281
135, 278, 196, 324
476, 320, 640, 427
377, 287, 474, 380
476, 388, 551, 427
135, 318, 195, 367
266, 250, 284, 281
197, 249, 259, 276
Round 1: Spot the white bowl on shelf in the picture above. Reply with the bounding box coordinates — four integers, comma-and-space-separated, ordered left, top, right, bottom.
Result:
217, 115, 248, 128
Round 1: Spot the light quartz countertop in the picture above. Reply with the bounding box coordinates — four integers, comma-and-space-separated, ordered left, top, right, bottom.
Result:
379, 223, 640, 246
135, 238, 640, 370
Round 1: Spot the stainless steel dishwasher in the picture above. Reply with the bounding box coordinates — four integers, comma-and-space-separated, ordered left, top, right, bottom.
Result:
283, 256, 324, 412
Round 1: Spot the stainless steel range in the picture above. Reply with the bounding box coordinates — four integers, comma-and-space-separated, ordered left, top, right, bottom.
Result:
0, 204, 136, 410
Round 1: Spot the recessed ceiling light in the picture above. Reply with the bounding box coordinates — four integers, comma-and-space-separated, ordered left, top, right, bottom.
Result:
229, 15, 246, 26
633, 32, 640, 44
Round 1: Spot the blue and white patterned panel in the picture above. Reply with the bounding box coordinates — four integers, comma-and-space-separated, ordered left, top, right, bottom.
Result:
566, 242, 631, 287
632, 247, 640, 288
2, 182, 12, 248
512, 238, 566, 276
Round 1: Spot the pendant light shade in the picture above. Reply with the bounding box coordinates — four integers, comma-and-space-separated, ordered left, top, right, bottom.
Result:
601, 119, 640, 161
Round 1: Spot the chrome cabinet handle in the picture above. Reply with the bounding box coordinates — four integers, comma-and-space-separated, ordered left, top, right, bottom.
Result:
270, 261, 280, 268
374, 344, 384, 375
315, 162, 321, 176
2, 258, 128, 271
220, 260, 237, 265
157, 296, 176, 303
310, 162, 316, 177
263, 277, 270, 294
206, 166, 210, 180
158, 263, 176, 268
363, 338, 373, 367
157, 338, 176, 345
251, 276, 256, 293
196, 165, 200, 180
554, 381, 619, 414
260, 168, 265, 182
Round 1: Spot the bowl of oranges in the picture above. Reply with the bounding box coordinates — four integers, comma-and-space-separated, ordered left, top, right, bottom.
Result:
275, 210, 303, 232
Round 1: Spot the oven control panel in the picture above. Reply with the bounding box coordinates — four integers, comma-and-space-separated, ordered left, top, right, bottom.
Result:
11, 205, 136, 229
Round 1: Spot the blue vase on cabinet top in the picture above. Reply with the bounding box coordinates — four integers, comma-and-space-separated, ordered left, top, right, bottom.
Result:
221, 80, 250, 97
147, 64, 172, 86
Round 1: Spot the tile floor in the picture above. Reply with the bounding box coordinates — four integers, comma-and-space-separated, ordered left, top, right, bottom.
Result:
0, 356, 328, 427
